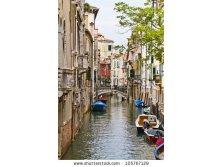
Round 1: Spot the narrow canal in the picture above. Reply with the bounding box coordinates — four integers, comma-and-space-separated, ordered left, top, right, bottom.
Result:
62, 94, 155, 160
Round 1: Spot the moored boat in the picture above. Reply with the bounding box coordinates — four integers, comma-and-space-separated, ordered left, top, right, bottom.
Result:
97, 97, 107, 104
144, 128, 164, 143
156, 138, 164, 147
92, 101, 107, 111
135, 114, 160, 133
135, 99, 147, 108
154, 143, 164, 160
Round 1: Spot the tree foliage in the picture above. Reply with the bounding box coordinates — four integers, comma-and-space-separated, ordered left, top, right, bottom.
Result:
114, 45, 126, 55
114, 0, 164, 64
84, 3, 91, 12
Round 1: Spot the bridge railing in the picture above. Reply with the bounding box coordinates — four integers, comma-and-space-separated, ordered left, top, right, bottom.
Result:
112, 86, 127, 94
98, 86, 127, 94
100, 85, 111, 90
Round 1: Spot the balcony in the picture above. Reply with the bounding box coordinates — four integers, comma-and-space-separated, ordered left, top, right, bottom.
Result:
78, 53, 89, 71
58, 68, 74, 93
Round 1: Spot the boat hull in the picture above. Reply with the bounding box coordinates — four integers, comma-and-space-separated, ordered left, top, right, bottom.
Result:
136, 127, 144, 134
93, 105, 106, 111
136, 105, 147, 108
145, 134, 158, 143
135, 118, 145, 134
93, 101, 107, 111
144, 129, 164, 143
154, 143, 164, 160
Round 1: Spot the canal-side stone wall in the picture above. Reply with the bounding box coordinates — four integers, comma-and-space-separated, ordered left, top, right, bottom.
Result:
60, 120, 72, 158
152, 103, 164, 124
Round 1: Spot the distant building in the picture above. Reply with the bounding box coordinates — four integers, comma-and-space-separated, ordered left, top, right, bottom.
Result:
84, 5, 99, 99
95, 33, 114, 87
111, 48, 127, 89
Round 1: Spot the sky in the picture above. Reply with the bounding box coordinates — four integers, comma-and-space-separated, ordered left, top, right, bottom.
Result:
86, 0, 146, 47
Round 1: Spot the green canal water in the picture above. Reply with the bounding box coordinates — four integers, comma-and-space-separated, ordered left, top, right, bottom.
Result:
62, 94, 156, 160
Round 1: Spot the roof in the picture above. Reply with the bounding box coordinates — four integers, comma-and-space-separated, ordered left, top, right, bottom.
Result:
99, 38, 114, 43
89, 5, 99, 19
95, 32, 114, 43
90, 5, 99, 10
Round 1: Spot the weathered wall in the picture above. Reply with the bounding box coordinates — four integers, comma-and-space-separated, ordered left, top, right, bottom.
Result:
60, 120, 72, 157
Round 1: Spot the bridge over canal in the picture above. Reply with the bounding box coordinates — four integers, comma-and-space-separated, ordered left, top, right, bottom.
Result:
97, 87, 127, 100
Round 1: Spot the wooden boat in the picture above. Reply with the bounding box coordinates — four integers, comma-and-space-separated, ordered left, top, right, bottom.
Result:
135, 114, 160, 133
144, 128, 164, 143
92, 101, 107, 111
154, 143, 164, 160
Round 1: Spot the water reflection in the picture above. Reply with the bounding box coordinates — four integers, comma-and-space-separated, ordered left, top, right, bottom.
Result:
62, 95, 155, 160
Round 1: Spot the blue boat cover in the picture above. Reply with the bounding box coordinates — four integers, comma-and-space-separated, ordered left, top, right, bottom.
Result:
94, 101, 107, 107
135, 99, 144, 105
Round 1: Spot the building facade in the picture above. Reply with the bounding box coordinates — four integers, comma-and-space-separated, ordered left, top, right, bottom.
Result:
111, 48, 127, 89
84, 5, 99, 101
127, 30, 164, 117
58, 0, 74, 158
95, 33, 114, 88
58, 0, 88, 158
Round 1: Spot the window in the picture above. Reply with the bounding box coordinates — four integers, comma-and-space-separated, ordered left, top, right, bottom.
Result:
153, 67, 156, 75
117, 61, 120, 68
108, 45, 112, 51
151, 56, 154, 63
